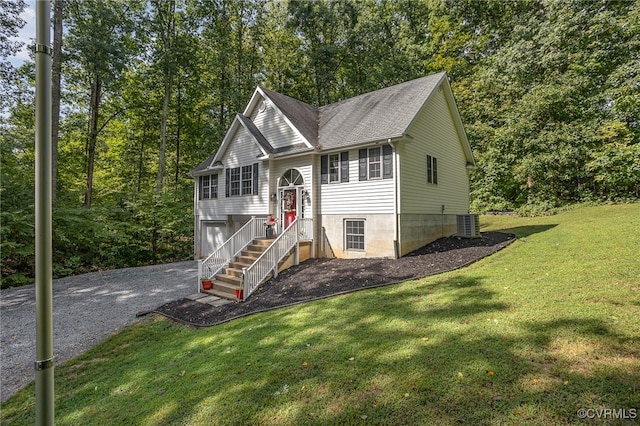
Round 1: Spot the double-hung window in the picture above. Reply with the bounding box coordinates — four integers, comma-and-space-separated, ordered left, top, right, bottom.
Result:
359, 145, 393, 181
321, 152, 349, 184
328, 153, 340, 183
368, 147, 381, 179
225, 163, 258, 197
345, 219, 365, 251
426, 155, 438, 184
199, 174, 218, 199
229, 167, 241, 196
241, 165, 253, 195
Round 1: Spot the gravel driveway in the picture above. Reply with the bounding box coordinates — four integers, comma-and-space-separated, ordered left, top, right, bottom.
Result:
0, 260, 198, 402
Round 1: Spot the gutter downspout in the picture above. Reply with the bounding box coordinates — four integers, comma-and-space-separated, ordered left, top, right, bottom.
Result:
194, 179, 201, 293
389, 138, 400, 259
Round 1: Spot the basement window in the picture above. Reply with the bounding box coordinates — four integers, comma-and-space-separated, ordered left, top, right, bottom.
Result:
345, 219, 365, 251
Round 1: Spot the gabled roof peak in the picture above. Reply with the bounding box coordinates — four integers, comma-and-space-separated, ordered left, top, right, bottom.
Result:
257, 87, 319, 148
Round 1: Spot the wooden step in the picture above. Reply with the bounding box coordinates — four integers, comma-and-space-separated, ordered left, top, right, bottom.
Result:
223, 267, 243, 278
252, 237, 275, 247
213, 280, 240, 292
202, 287, 236, 300
204, 280, 243, 300
229, 259, 252, 269
215, 273, 242, 285
236, 255, 259, 264
247, 243, 267, 252
241, 249, 263, 260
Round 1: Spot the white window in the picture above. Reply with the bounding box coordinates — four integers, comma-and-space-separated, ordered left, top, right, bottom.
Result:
230, 167, 241, 196
426, 155, 438, 184
241, 165, 253, 195
329, 153, 340, 183
368, 147, 381, 179
345, 219, 365, 251
200, 174, 218, 199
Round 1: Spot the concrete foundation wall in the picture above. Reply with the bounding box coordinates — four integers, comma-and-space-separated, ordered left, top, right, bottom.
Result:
399, 214, 457, 256
321, 214, 396, 259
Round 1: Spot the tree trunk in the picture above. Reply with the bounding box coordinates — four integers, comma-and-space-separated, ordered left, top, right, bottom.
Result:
156, 76, 171, 194
51, 0, 63, 203
155, 0, 175, 195
137, 119, 147, 193
85, 72, 101, 208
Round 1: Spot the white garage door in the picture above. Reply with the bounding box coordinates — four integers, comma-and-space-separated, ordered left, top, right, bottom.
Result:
200, 222, 228, 258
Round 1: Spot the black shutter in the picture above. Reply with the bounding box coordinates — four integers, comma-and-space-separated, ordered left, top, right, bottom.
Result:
225, 168, 230, 197
253, 163, 259, 195
383, 145, 393, 179
340, 151, 349, 182
320, 155, 328, 184
198, 176, 203, 200
359, 149, 368, 181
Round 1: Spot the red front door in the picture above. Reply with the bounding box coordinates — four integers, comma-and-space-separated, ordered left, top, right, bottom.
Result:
282, 189, 297, 229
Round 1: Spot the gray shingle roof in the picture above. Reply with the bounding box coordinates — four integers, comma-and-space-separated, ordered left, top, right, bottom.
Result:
237, 114, 274, 154
318, 73, 445, 150
260, 88, 319, 147
191, 72, 452, 174
190, 153, 216, 174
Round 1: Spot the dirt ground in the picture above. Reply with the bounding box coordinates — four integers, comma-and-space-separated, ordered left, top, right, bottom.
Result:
153, 232, 515, 327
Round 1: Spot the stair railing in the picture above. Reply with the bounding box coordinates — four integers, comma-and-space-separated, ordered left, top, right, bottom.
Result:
242, 218, 300, 300
198, 216, 268, 292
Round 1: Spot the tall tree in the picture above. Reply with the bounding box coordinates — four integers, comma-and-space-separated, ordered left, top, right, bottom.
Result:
150, 0, 177, 195
0, 0, 26, 120
286, 0, 354, 105
64, 0, 142, 207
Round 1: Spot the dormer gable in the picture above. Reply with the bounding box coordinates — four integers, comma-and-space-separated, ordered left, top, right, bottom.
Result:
210, 114, 273, 166
244, 87, 318, 149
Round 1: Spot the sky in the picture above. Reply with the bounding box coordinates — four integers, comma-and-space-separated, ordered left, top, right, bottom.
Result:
8, 1, 38, 68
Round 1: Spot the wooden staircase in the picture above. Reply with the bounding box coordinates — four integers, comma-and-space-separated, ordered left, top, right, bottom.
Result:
202, 237, 275, 301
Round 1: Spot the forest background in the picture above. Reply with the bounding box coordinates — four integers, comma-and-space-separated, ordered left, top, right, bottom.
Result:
1, 0, 638, 288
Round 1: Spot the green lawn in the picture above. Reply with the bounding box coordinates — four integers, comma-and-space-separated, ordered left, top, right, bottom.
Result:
2, 204, 639, 425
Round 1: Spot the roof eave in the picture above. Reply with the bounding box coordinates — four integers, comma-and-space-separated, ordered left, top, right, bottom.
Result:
318, 135, 406, 154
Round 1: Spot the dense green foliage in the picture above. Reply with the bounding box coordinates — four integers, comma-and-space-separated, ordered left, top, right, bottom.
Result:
1, 0, 638, 287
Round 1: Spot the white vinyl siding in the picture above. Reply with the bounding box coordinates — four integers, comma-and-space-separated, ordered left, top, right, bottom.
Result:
400, 88, 470, 214
321, 147, 395, 214
196, 125, 269, 218
250, 97, 306, 149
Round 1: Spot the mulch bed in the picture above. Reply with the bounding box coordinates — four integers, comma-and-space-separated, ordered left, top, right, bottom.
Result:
150, 232, 515, 327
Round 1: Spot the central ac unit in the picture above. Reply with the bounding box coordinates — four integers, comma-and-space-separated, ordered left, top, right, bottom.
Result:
457, 214, 480, 238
